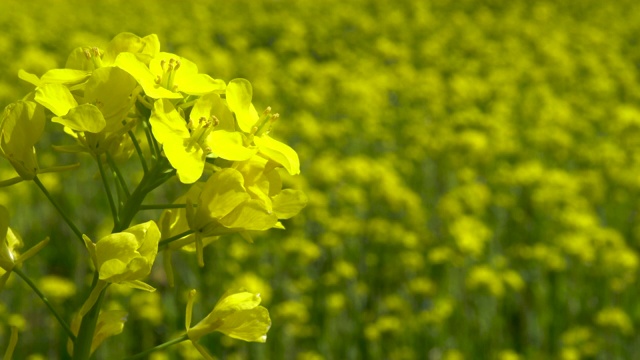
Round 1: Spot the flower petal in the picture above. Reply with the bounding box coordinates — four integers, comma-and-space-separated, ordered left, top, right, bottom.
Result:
149, 99, 190, 144
254, 135, 300, 175
53, 104, 106, 133
226, 79, 259, 133
35, 83, 78, 117
272, 189, 308, 219
163, 139, 205, 184
115, 52, 181, 99
207, 130, 256, 161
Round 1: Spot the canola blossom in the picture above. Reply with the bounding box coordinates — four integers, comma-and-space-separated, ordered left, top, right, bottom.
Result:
0, 30, 305, 360
185, 289, 271, 359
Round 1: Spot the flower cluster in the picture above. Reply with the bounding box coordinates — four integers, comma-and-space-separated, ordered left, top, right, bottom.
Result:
0, 31, 305, 359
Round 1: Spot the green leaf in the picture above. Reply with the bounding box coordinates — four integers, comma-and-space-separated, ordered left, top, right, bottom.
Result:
53, 104, 106, 133
226, 78, 259, 133
35, 83, 78, 117
254, 135, 301, 175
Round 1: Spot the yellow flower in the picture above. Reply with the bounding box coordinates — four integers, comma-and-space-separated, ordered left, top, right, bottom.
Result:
84, 220, 160, 290
0, 101, 46, 180
185, 289, 271, 359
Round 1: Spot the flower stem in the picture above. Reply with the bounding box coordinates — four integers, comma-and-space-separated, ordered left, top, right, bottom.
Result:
128, 129, 148, 174
123, 334, 189, 360
106, 152, 130, 200
73, 276, 107, 360
33, 176, 84, 246
139, 204, 187, 210
159, 229, 196, 248
97, 155, 119, 225
2, 326, 18, 360
114, 158, 174, 232
13, 267, 76, 342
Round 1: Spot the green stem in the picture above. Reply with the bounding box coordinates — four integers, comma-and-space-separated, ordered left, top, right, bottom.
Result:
97, 155, 119, 225
114, 159, 174, 232
13, 267, 76, 342
33, 176, 84, 246
106, 152, 131, 200
159, 229, 196, 248
139, 204, 187, 210
127, 129, 148, 174
142, 117, 160, 161
73, 277, 107, 360
123, 334, 189, 360
0, 176, 23, 187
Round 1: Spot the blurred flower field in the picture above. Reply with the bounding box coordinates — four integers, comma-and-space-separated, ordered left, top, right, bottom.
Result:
3, 0, 640, 359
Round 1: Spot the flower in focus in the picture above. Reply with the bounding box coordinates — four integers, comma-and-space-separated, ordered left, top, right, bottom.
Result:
84, 220, 160, 291
185, 289, 271, 359
116, 51, 225, 99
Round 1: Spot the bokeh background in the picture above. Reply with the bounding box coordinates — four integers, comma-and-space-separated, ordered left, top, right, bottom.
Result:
3, 0, 640, 359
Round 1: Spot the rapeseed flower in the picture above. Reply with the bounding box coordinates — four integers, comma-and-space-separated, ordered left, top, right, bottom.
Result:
185, 289, 271, 359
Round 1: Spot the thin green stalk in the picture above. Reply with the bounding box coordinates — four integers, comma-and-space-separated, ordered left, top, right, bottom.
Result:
139, 204, 187, 210
123, 334, 189, 360
142, 118, 160, 161
73, 277, 107, 360
33, 176, 84, 246
0, 176, 23, 187
114, 159, 174, 232
97, 156, 119, 224
106, 152, 131, 199
127, 129, 148, 174
159, 229, 196, 248
13, 268, 76, 342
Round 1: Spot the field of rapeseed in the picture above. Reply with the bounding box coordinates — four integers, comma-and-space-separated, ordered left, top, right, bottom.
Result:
3, 0, 640, 359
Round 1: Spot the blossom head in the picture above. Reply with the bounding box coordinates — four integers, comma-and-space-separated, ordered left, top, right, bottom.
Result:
187, 289, 271, 343
0, 101, 45, 179
84, 220, 160, 291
